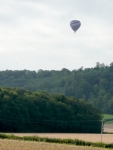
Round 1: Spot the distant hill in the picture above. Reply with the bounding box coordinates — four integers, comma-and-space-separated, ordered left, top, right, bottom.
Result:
0, 62, 113, 114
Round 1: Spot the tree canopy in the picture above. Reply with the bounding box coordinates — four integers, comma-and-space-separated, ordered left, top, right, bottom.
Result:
0, 62, 113, 114
0, 87, 102, 133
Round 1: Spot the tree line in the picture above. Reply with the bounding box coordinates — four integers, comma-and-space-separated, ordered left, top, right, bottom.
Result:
0, 62, 113, 114
0, 87, 102, 133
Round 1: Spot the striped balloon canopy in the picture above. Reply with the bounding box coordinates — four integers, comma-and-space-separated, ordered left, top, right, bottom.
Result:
70, 20, 81, 32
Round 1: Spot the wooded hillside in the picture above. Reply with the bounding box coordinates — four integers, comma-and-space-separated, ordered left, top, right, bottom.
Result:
0, 87, 102, 133
0, 62, 113, 114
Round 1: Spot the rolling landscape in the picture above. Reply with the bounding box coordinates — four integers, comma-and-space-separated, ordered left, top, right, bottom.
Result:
0, 0, 113, 149
0, 62, 113, 115
0, 65, 113, 149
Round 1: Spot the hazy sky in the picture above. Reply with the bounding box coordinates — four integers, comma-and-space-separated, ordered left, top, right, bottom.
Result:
0, 0, 113, 71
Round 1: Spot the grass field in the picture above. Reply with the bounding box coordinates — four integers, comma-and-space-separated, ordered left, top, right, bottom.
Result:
103, 114, 113, 124
0, 139, 110, 150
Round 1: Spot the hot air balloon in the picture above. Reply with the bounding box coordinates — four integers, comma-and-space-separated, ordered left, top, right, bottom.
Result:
70, 20, 81, 33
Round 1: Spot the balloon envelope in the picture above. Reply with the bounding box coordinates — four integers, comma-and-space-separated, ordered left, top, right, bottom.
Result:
70, 20, 81, 32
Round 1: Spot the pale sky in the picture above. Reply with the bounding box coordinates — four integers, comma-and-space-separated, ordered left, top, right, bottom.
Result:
0, 0, 113, 71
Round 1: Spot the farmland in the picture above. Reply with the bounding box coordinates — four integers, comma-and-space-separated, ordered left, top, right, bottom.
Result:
103, 114, 113, 124
0, 139, 110, 150
104, 124, 113, 133
10, 133, 113, 144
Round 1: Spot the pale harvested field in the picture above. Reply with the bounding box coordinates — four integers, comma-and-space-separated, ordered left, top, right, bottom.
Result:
11, 124, 113, 144
12, 133, 113, 144
104, 124, 113, 133
0, 139, 109, 150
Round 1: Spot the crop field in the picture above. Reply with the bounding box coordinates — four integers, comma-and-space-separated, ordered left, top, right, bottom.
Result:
0, 139, 109, 150
104, 124, 113, 133
3, 120, 113, 150
10, 133, 113, 144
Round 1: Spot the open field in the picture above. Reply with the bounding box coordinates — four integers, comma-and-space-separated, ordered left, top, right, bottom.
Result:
10, 133, 113, 144
0, 139, 109, 150
104, 114, 113, 119
104, 124, 113, 133
103, 114, 113, 124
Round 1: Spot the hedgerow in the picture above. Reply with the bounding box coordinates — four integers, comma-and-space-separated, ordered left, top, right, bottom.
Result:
0, 133, 113, 149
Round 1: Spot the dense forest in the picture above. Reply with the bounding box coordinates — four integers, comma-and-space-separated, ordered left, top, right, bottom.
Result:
0, 62, 113, 114
0, 87, 102, 133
